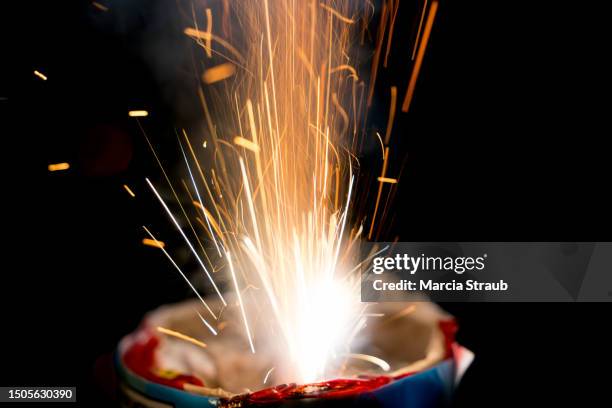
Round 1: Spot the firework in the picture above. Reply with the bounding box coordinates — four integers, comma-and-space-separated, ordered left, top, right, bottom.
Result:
125, 0, 453, 399
149, 0, 373, 384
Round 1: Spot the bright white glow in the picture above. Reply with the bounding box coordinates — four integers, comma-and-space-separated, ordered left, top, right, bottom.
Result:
291, 279, 354, 382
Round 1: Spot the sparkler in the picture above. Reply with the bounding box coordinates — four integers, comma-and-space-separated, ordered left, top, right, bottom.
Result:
140, 0, 371, 384
139, 0, 441, 387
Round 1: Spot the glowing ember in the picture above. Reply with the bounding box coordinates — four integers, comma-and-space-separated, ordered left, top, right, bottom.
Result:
377, 177, 398, 184
48, 162, 69, 171
123, 184, 136, 197
128, 110, 149, 117
202, 62, 236, 84
142, 238, 165, 249
33, 70, 47, 81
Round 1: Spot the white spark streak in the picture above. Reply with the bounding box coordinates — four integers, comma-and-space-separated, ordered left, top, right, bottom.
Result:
227, 250, 255, 354
344, 353, 391, 372
142, 226, 217, 320
179, 139, 224, 257
196, 310, 218, 336
145, 178, 227, 306
263, 367, 275, 384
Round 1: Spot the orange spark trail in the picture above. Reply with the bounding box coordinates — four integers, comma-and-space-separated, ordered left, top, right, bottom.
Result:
369, 147, 390, 239
142, 238, 165, 248
202, 63, 236, 84
402, 0, 438, 112
128, 110, 148, 117
367, 1, 388, 107
48, 162, 69, 171
412, 0, 429, 60
384, 86, 397, 144
157, 326, 208, 349
123, 184, 136, 197
34, 70, 47, 80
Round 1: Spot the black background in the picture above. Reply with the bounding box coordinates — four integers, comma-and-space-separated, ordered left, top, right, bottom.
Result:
3, 0, 611, 406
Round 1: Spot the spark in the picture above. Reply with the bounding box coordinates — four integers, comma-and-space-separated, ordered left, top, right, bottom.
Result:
331, 93, 349, 134
179, 137, 223, 257
346, 244, 390, 276
92, 2, 108, 12
383, 0, 401, 67
227, 250, 255, 354
377, 177, 397, 184
343, 353, 390, 372
369, 147, 391, 239
157, 326, 207, 349
180, 132, 228, 256
402, 0, 439, 112
142, 238, 165, 248
375, 132, 385, 159
319, 3, 355, 24
333, 174, 355, 275
384, 86, 397, 145
367, 1, 388, 106
140, 125, 220, 287
143, 226, 217, 319
202, 63, 236, 84
128, 110, 149, 117
238, 157, 262, 252
263, 367, 275, 384
412, 0, 430, 60
184, 27, 246, 66
33, 70, 47, 81
196, 310, 218, 336
205, 8, 213, 58
233, 136, 261, 153
48, 162, 69, 172
123, 184, 136, 197
329, 64, 358, 79
146, 178, 227, 306
193, 206, 224, 245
